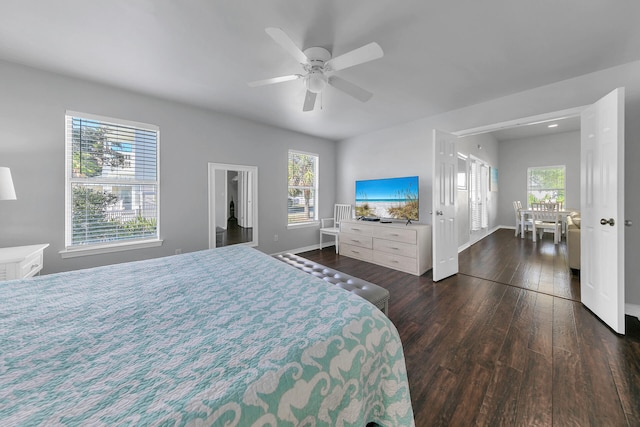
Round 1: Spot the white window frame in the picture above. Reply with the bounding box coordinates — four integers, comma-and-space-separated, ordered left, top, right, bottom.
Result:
287, 150, 319, 228
527, 165, 566, 208
469, 156, 489, 232
60, 111, 162, 258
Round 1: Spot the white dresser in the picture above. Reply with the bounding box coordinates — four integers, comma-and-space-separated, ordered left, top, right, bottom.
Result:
339, 220, 432, 276
0, 244, 50, 280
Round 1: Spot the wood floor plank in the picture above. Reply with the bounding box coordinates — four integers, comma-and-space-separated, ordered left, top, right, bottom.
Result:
528, 292, 553, 360
446, 363, 492, 426
573, 304, 628, 425
476, 363, 523, 426
498, 289, 536, 372
601, 317, 640, 426
515, 350, 553, 426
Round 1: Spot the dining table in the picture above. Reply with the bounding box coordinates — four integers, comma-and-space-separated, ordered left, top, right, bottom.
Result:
519, 207, 577, 239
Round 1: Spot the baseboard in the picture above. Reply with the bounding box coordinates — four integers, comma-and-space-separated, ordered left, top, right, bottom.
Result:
626, 303, 640, 320
458, 242, 471, 253
461, 225, 504, 251
270, 244, 323, 256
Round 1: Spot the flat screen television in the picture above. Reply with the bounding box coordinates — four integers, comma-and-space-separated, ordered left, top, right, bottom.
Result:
355, 176, 419, 221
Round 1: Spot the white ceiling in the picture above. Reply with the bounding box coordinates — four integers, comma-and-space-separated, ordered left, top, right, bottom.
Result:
491, 115, 582, 142
1, 1, 639, 141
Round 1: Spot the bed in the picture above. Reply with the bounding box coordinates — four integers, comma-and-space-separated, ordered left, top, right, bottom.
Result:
1, 245, 414, 426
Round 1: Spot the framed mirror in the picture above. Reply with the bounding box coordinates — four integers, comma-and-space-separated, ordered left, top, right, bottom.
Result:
208, 163, 258, 248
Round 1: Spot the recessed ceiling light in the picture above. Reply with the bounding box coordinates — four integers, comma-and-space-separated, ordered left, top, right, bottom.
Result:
548, 123, 558, 128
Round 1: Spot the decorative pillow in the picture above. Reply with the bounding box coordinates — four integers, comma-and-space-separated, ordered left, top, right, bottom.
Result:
573, 217, 581, 228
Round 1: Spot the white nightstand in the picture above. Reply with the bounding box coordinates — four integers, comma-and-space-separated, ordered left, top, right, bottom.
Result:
0, 244, 50, 280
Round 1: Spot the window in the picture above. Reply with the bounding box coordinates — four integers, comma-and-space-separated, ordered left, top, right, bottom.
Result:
287, 150, 318, 225
469, 157, 489, 231
457, 154, 468, 190
64, 112, 160, 255
527, 165, 565, 207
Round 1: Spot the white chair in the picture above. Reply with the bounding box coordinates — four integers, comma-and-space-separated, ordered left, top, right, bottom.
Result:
532, 210, 562, 244
513, 201, 532, 237
320, 204, 352, 253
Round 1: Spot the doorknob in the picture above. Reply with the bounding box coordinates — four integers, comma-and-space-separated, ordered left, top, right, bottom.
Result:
600, 218, 615, 226
436, 210, 444, 216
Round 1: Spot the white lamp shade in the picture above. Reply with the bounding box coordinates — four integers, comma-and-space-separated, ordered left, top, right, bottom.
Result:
0, 167, 17, 200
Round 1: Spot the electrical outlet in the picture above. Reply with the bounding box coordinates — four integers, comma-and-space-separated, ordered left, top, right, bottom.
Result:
175, 248, 182, 255
274, 234, 278, 242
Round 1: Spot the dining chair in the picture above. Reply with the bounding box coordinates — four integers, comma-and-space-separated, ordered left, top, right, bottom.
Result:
532, 210, 562, 244
513, 201, 532, 237
320, 204, 352, 253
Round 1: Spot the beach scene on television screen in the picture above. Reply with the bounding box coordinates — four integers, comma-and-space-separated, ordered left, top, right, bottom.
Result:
356, 176, 418, 220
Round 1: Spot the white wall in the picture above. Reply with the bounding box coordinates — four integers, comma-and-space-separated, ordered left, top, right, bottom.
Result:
497, 131, 581, 227
0, 60, 337, 274
337, 60, 640, 307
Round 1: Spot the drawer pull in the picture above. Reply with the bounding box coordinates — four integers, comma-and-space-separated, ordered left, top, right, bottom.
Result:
390, 233, 399, 236
390, 247, 399, 250
31, 264, 39, 270
351, 250, 360, 254
351, 228, 361, 231
352, 239, 361, 243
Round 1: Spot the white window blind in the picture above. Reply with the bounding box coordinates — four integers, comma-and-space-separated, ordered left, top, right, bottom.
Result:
65, 112, 159, 249
480, 164, 489, 229
470, 158, 489, 231
287, 150, 318, 225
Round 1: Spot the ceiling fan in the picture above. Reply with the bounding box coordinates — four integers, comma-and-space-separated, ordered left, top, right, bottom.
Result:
248, 27, 384, 112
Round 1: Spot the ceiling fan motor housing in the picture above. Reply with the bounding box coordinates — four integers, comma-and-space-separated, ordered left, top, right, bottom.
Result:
303, 47, 331, 93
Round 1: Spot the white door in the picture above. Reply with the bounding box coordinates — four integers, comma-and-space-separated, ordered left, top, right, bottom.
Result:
432, 129, 459, 281
581, 88, 625, 334
237, 171, 254, 228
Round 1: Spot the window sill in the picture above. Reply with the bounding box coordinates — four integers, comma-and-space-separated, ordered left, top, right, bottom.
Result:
287, 221, 320, 230
59, 239, 164, 259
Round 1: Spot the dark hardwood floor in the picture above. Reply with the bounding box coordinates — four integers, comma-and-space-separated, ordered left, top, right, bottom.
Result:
298, 229, 640, 426
215, 225, 253, 247
459, 228, 581, 301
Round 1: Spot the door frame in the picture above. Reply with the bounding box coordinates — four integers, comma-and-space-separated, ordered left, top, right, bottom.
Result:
452, 100, 629, 327
451, 105, 589, 254
208, 163, 259, 249
452, 105, 588, 138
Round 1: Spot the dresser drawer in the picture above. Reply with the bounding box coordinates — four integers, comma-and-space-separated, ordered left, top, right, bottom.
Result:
340, 243, 373, 262
340, 222, 374, 236
19, 251, 43, 278
373, 251, 418, 275
377, 227, 417, 244
341, 233, 373, 249
373, 238, 417, 258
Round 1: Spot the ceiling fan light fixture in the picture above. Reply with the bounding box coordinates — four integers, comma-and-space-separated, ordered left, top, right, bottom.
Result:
305, 70, 327, 93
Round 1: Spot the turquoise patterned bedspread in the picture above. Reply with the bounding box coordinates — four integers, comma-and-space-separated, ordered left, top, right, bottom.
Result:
1, 246, 414, 426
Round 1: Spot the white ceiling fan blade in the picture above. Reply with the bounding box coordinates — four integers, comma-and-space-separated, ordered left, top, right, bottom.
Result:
325, 42, 383, 71
265, 27, 309, 65
328, 76, 373, 102
248, 74, 302, 87
303, 90, 317, 112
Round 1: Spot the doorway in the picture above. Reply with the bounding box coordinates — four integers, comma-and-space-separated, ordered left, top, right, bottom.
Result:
451, 106, 586, 298
208, 163, 258, 248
